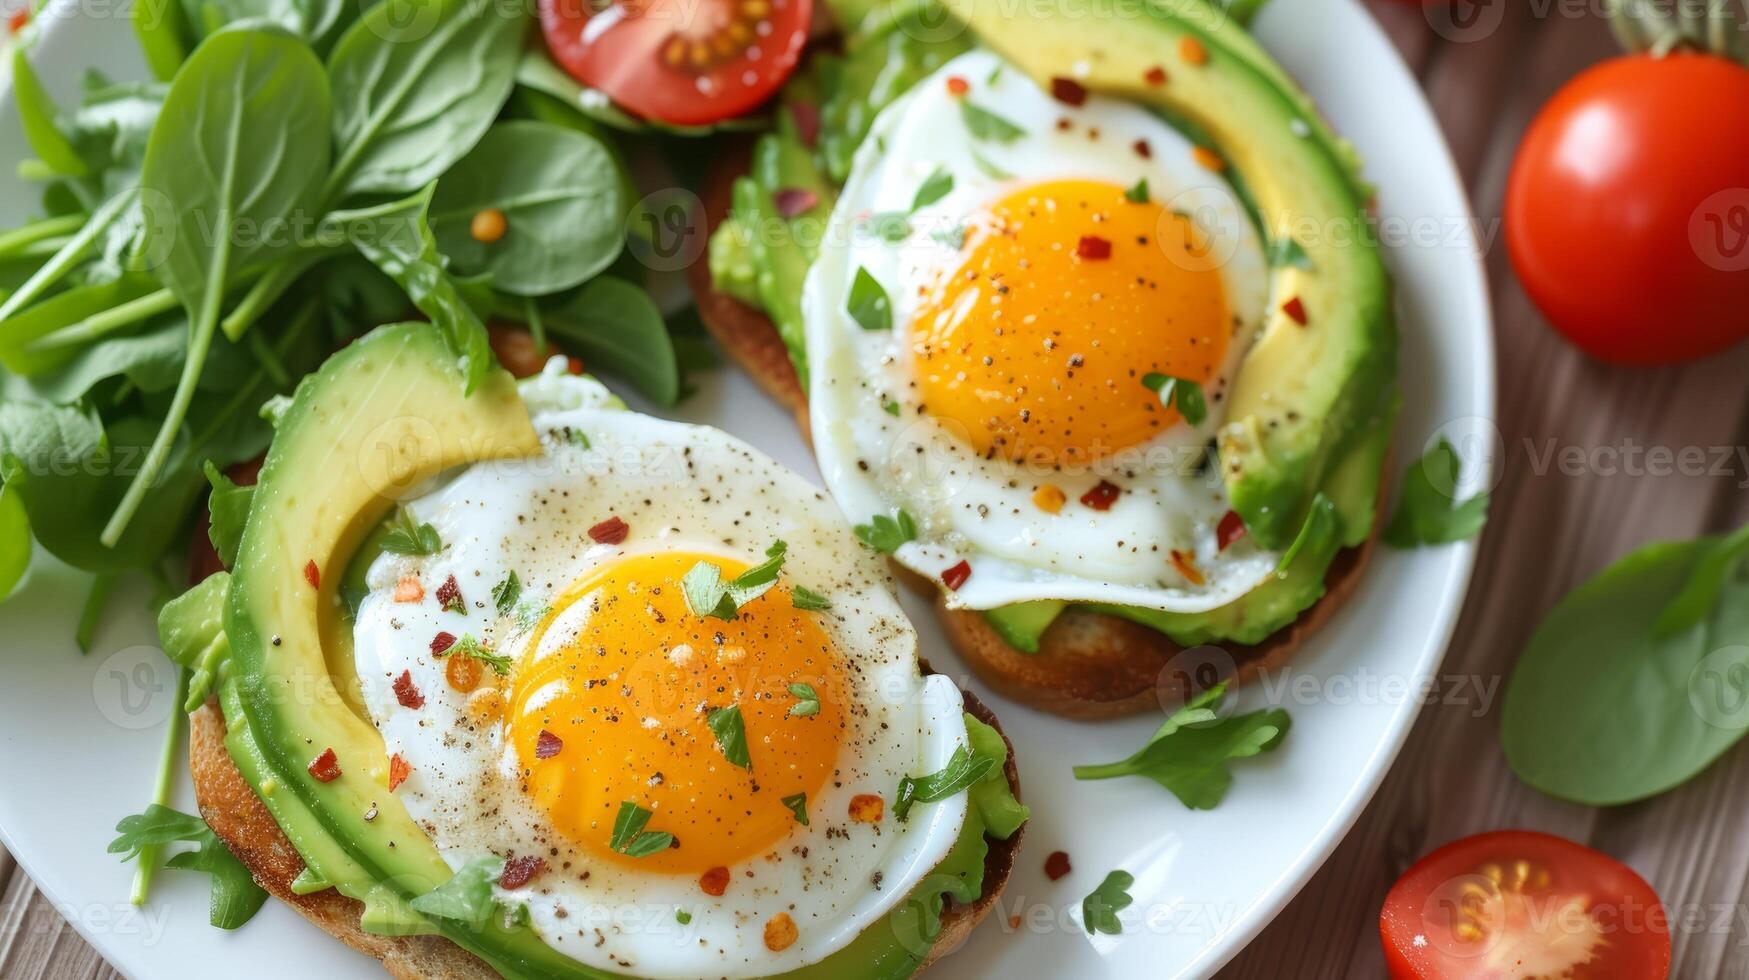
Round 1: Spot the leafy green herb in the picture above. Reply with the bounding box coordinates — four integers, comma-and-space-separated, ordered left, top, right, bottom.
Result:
609, 800, 674, 857
110, 804, 268, 929
847, 267, 891, 332
707, 705, 752, 770
781, 792, 809, 826
911, 165, 954, 210
787, 682, 821, 717
1124, 179, 1150, 204
1502, 525, 1749, 805
1073, 682, 1290, 809
682, 542, 789, 620
883, 399, 902, 417
960, 101, 1026, 142
1267, 235, 1314, 270
201, 462, 253, 570
1277, 493, 1337, 574
863, 212, 912, 242
893, 744, 995, 821
1383, 438, 1488, 548
503, 276, 681, 406
969, 148, 1012, 180
430, 121, 626, 296
930, 224, 967, 249
791, 586, 831, 612
492, 570, 522, 616
380, 508, 442, 556
854, 509, 917, 553
437, 634, 512, 676
1141, 373, 1207, 426
1082, 870, 1134, 935
407, 856, 502, 926
675, 909, 693, 925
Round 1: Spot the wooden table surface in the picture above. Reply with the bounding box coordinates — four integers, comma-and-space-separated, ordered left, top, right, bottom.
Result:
8, 2, 1749, 977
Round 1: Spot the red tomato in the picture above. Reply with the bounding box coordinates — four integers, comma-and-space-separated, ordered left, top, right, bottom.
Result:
538, 0, 811, 127
1380, 831, 1670, 979
1506, 53, 1749, 364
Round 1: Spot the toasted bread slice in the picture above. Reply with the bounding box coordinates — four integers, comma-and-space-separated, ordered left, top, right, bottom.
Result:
688, 147, 1383, 719
189, 675, 1024, 978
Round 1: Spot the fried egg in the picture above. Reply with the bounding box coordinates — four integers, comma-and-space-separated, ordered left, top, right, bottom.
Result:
804, 48, 1281, 612
352, 362, 971, 978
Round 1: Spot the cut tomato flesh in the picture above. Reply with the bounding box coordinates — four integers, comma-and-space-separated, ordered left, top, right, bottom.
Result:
538, 0, 811, 127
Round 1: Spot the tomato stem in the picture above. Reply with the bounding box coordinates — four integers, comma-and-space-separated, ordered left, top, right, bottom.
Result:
1606, 0, 1748, 64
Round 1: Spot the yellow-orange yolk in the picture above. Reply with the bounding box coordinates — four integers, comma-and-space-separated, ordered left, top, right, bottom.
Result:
507, 552, 846, 874
909, 179, 1231, 467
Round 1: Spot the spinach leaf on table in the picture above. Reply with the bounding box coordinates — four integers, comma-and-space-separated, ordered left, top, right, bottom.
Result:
324, 0, 526, 200
430, 121, 627, 296
107, 29, 331, 547
1502, 528, 1749, 805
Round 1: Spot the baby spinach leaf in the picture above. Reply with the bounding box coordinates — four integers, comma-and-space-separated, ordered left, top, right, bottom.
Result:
325, 0, 526, 200
1654, 523, 1749, 638
1502, 529, 1749, 805
517, 276, 679, 406
131, 0, 189, 82
0, 456, 29, 599
1073, 682, 1290, 809
11, 49, 88, 177
0, 189, 138, 325
430, 121, 626, 296
109, 29, 330, 547
23, 316, 187, 402
1384, 438, 1489, 547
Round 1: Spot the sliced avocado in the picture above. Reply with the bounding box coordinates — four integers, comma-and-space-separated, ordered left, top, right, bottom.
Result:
983, 600, 1067, 654
944, 0, 1396, 549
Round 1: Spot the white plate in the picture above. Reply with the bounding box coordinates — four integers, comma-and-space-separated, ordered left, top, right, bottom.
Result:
0, 1, 1491, 976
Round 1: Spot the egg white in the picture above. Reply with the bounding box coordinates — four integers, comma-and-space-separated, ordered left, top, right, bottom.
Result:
353, 362, 970, 979
804, 49, 1282, 613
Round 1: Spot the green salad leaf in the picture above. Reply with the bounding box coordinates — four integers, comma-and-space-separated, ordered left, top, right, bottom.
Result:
407, 856, 503, 926
110, 804, 268, 929
1082, 870, 1134, 936
1384, 438, 1489, 547
202, 462, 253, 569
1073, 682, 1290, 809
893, 744, 996, 821
853, 508, 916, 553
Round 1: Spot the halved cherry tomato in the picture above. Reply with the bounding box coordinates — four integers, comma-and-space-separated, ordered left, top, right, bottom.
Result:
1380, 830, 1669, 980
538, 0, 811, 127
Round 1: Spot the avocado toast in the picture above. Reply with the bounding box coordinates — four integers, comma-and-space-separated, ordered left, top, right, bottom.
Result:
162, 324, 1028, 978
691, 0, 1398, 717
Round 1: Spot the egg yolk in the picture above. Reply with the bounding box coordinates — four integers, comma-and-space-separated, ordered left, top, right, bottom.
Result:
507, 551, 846, 874
909, 178, 1231, 467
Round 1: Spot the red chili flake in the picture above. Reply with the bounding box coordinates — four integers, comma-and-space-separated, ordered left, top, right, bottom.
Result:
392, 670, 425, 709
945, 75, 969, 96
773, 188, 819, 219
1049, 77, 1088, 107
567, 356, 585, 375
1170, 550, 1207, 586
430, 631, 458, 656
1076, 236, 1112, 260
435, 574, 464, 614
308, 748, 341, 783
589, 516, 630, 545
700, 866, 731, 896
1056, 117, 1073, 132
1144, 65, 1168, 86
1282, 296, 1309, 326
303, 560, 320, 589
535, 729, 564, 760
1132, 139, 1152, 159
500, 855, 546, 890
7, 8, 28, 32
941, 560, 972, 592
790, 101, 821, 147
1044, 851, 1072, 881
388, 753, 411, 791
1217, 510, 1248, 551
1080, 480, 1121, 510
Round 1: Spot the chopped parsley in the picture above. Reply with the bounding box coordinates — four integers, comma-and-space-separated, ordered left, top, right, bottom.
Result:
1082, 870, 1134, 935
609, 801, 674, 857
853, 509, 917, 553
787, 682, 821, 717
970, 148, 1013, 179
791, 586, 831, 612
437, 634, 512, 676
864, 211, 912, 241
930, 223, 968, 249
847, 267, 892, 331
911, 165, 954, 210
707, 705, 752, 770
893, 744, 995, 821
682, 541, 788, 620
1267, 235, 1314, 270
380, 508, 441, 556
1141, 373, 1208, 426
781, 792, 809, 826
491, 570, 521, 616
676, 909, 693, 925
1124, 178, 1150, 204
960, 100, 1026, 142
110, 805, 268, 930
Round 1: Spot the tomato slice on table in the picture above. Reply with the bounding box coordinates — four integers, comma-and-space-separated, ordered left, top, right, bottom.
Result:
1380, 831, 1669, 979
538, 0, 812, 127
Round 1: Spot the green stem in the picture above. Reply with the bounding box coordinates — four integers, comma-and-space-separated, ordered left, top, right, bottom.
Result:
0, 190, 134, 323
524, 295, 545, 351
0, 213, 85, 261
131, 667, 188, 906
74, 573, 113, 655
188, 297, 321, 451
20, 287, 180, 354
245, 327, 289, 387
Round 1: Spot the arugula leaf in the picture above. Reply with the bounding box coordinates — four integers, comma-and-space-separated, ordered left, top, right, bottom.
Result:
911, 166, 954, 211
609, 800, 674, 857
110, 804, 268, 930
847, 267, 892, 332
854, 509, 917, 554
1082, 870, 1134, 935
492, 570, 522, 617
787, 682, 820, 717
1384, 438, 1489, 548
893, 744, 996, 821
1072, 682, 1290, 809
408, 856, 503, 926
960, 101, 1026, 143
791, 586, 831, 612
380, 508, 442, 556
781, 792, 809, 826
1141, 373, 1207, 426
1124, 178, 1150, 204
708, 705, 752, 770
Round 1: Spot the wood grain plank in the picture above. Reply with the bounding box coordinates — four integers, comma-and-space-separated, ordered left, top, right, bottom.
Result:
0, 871, 124, 980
